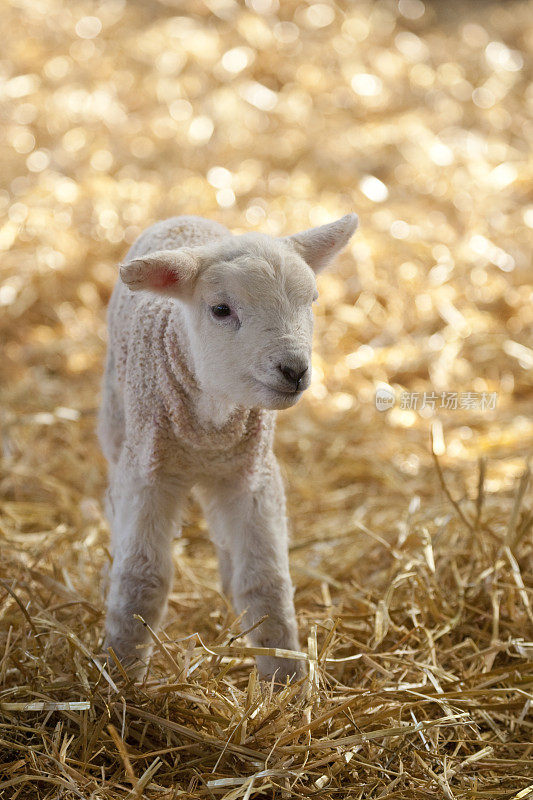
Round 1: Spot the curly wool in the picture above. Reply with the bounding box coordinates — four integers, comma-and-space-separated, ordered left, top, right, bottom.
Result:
99, 216, 276, 489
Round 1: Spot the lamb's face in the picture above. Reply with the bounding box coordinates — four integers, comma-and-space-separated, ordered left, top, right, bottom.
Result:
185, 236, 317, 410
120, 214, 358, 411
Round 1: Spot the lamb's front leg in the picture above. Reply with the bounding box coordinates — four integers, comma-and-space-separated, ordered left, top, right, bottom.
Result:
105, 466, 185, 676
198, 461, 304, 684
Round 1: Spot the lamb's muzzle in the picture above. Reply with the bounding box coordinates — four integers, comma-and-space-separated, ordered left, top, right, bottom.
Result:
98, 213, 358, 684
278, 361, 309, 392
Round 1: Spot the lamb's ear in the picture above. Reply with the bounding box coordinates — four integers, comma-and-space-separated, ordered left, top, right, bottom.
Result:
119, 249, 199, 296
284, 213, 358, 274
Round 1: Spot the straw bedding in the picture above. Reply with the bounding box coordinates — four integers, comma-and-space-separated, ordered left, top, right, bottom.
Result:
1, 0, 532, 797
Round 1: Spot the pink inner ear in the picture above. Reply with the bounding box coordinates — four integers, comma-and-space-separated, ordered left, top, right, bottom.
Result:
152, 268, 178, 289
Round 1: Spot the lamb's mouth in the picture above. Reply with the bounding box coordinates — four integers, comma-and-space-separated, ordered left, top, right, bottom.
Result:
253, 378, 303, 399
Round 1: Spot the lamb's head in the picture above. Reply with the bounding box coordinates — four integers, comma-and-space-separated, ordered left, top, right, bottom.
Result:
120, 214, 358, 410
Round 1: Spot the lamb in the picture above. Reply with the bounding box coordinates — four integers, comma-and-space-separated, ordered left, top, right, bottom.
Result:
98, 212, 358, 683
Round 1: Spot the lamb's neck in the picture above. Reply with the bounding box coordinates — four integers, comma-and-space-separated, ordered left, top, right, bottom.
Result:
195, 390, 239, 428
164, 306, 242, 430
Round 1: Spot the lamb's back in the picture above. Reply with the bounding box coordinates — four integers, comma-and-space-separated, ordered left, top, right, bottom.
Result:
126, 215, 231, 260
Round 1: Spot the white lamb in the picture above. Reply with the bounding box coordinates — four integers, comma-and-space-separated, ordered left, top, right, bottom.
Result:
98, 213, 358, 683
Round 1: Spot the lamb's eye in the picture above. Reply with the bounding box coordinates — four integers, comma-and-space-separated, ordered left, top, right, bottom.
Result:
211, 304, 232, 318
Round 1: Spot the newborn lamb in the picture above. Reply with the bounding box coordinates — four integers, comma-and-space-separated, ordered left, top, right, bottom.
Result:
98, 213, 358, 683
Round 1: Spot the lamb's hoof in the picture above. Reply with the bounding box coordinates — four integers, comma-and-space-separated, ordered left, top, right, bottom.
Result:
103, 639, 148, 683
257, 656, 306, 687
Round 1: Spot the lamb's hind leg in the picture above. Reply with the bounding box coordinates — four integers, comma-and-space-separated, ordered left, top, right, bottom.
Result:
98, 353, 126, 595
104, 457, 187, 676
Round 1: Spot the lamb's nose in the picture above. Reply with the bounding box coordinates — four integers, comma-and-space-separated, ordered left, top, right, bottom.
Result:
279, 363, 308, 391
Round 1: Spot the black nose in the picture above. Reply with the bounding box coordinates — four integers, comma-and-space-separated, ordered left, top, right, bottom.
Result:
279, 364, 308, 391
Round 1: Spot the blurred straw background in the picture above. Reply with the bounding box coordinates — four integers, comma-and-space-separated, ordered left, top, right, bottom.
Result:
1, 0, 532, 797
